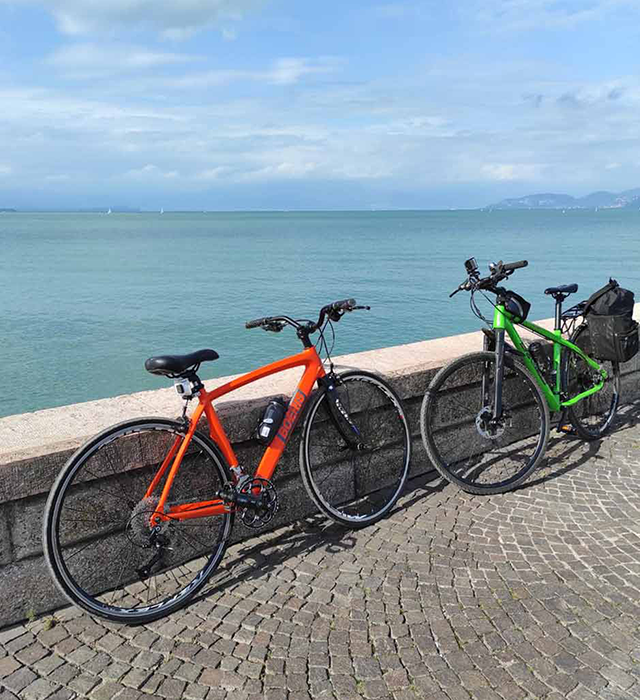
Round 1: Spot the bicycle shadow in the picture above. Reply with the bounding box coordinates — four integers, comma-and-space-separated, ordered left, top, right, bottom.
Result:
388, 468, 448, 512
192, 515, 357, 604
190, 469, 447, 606
520, 399, 640, 490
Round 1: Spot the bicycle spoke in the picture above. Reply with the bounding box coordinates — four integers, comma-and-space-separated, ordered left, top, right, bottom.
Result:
423, 353, 548, 493
304, 374, 410, 525
46, 422, 233, 622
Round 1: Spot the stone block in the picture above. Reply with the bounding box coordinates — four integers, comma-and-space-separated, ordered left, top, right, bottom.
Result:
0, 556, 67, 627
0, 504, 12, 565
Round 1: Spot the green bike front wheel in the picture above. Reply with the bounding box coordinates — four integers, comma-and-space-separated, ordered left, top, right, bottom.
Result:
421, 351, 550, 494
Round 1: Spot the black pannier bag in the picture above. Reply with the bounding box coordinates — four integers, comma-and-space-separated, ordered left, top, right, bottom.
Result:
583, 279, 639, 363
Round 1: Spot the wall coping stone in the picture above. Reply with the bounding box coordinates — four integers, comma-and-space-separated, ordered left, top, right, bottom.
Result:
2, 306, 638, 466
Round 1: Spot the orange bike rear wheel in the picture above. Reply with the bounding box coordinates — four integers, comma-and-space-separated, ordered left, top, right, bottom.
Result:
43, 418, 234, 624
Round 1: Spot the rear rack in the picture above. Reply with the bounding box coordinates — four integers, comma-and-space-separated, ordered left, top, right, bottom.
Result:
561, 300, 587, 336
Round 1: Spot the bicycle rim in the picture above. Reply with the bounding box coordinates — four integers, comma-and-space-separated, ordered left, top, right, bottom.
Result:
44, 420, 233, 622
422, 352, 549, 494
566, 326, 620, 439
301, 371, 411, 526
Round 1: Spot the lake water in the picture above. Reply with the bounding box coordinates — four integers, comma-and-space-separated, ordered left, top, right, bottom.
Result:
1, 209, 638, 418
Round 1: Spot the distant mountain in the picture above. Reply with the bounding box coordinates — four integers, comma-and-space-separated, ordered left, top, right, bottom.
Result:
0, 208, 17, 212
488, 188, 640, 210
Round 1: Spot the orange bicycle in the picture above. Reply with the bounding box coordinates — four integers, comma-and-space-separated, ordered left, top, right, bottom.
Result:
43, 299, 411, 623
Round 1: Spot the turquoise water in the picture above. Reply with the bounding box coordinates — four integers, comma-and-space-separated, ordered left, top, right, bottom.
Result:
1, 210, 639, 418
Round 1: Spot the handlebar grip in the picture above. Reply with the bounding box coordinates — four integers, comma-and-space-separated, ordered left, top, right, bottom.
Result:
331, 298, 356, 311
246, 317, 267, 329
503, 260, 528, 271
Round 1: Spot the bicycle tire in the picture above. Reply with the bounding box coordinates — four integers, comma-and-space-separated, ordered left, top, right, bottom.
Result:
421, 351, 550, 494
565, 324, 621, 440
43, 418, 234, 624
300, 370, 411, 527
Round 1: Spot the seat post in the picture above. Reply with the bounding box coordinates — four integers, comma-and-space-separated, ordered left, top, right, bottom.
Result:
554, 294, 566, 331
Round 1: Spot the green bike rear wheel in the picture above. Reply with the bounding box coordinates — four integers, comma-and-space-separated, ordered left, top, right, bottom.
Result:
565, 325, 620, 440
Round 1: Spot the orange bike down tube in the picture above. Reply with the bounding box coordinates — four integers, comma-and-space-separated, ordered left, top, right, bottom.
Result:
152, 346, 326, 523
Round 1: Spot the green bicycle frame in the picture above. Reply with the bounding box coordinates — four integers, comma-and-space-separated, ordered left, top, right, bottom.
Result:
493, 304, 606, 413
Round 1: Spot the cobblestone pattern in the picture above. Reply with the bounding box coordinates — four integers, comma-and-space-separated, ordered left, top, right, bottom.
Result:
2, 404, 640, 700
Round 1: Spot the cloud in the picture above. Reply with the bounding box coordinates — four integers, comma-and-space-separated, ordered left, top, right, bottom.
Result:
0, 0, 263, 39
195, 167, 228, 180
47, 43, 199, 78
122, 164, 179, 180
0, 164, 11, 176
2, 57, 640, 205
163, 57, 339, 89
469, 0, 640, 31
523, 93, 544, 108
481, 163, 544, 181
555, 81, 632, 109
373, 3, 427, 19
367, 116, 454, 137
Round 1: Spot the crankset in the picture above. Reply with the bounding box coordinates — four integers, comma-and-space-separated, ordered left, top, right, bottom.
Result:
218, 478, 279, 529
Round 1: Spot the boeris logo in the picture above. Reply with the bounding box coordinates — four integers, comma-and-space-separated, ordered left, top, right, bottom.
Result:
273, 389, 307, 445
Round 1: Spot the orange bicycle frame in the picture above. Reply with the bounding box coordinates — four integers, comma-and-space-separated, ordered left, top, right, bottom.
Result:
145, 346, 326, 523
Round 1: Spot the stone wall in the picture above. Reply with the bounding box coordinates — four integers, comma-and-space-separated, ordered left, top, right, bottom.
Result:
1, 312, 639, 626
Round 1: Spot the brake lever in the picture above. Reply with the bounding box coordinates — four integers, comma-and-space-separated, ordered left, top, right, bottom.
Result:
450, 280, 471, 297
352, 305, 371, 311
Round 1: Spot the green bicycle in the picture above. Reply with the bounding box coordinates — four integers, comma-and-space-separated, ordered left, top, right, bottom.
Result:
421, 258, 621, 494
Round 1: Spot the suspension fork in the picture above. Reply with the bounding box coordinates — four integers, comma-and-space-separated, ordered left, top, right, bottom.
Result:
492, 329, 506, 420
487, 302, 508, 421
481, 327, 504, 416
317, 373, 363, 448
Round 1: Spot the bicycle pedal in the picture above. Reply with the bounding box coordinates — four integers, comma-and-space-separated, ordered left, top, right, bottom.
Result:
557, 423, 577, 435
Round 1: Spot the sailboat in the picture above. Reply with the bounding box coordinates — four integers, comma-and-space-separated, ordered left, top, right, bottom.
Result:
160, 208, 164, 214
106, 208, 112, 214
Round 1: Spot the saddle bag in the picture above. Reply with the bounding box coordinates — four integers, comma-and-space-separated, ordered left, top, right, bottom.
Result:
584, 279, 638, 363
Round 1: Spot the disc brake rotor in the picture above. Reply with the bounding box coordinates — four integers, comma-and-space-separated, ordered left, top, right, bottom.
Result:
475, 407, 506, 440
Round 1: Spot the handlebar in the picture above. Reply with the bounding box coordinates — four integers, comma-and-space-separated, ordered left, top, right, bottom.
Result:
245, 298, 370, 335
450, 259, 528, 297
246, 317, 268, 329
503, 260, 528, 272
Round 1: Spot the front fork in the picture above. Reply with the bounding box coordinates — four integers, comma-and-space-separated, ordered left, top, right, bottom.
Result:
317, 373, 363, 448
482, 328, 505, 420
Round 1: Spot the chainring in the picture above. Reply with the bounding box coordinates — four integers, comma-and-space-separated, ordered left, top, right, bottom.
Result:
239, 478, 279, 528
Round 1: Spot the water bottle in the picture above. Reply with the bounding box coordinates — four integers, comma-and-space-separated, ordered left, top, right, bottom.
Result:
256, 398, 287, 445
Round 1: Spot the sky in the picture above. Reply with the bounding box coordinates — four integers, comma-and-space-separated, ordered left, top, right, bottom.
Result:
1, 0, 640, 210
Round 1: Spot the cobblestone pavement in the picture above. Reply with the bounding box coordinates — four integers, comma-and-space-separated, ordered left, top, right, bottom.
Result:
3, 405, 640, 700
